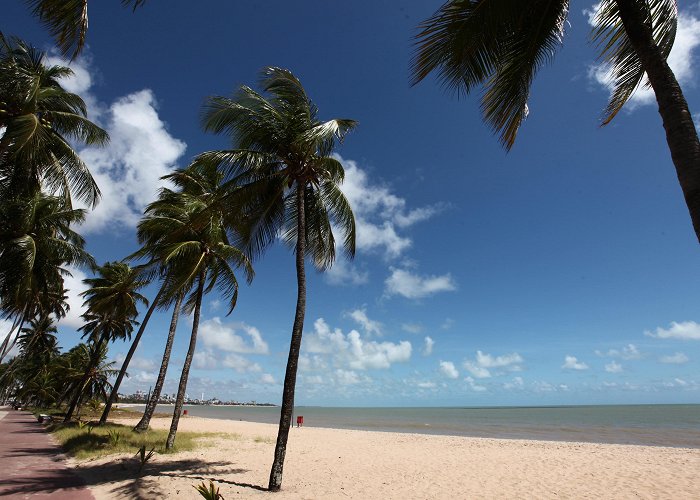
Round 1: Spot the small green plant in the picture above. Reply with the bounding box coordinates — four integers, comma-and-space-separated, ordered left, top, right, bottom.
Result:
107, 430, 121, 446
194, 480, 224, 499
135, 445, 155, 474
77, 420, 88, 430
87, 399, 102, 412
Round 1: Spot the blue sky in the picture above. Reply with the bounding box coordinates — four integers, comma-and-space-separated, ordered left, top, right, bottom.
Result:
4, 1, 700, 406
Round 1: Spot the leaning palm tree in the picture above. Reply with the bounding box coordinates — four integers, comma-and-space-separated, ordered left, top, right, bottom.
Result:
0, 192, 94, 362
411, 0, 700, 243
131, 165, 234, 432
24, 0, 147, 59
63, 262, 147, 422
127, 163, 253, 448
0, 34, 107, 206
199, 67, 356, 491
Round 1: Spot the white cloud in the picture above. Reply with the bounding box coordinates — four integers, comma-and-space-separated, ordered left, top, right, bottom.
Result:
335, 369, 361, 385
503, 377, 524, 390
595, 343, 642, 360
476, 350, 523, 368
441, 318, 454, 330
222, 353, 262, 373
384, 267, 456, 299
659, 352, 690, 364
200, 317, 269, 354
463, 362, 492, 379
439, 360, 459, 379
48, 56, 187, 234
645, 321, 700, 340
605, 360, 623, 373
464, 376, 487, 392
336, 156, 444, 259
78, 90, 187, 232
401, 323, 423, 334
422, 336, 435, 356
346, 308, 382, 336
303, 318, 412, 371
417, 381, 437, 389
562, 355, 589, 370
587, 4, 700, 110
60, 265, 89, 328
324, 258, 369, 286
259, 373, 276, 385
114, 354, 156, 371
463, 350, 523, 378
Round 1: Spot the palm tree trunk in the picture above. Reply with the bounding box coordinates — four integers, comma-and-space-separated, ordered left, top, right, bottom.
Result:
0, 312, 27, 364
0, 311, 25, 363
134, 293, 183, 432
165, 276, 205, 450
64, 335, 106, 422
99, 290, 162, 425
616, 0, 700, 243
269, 184, 307, 492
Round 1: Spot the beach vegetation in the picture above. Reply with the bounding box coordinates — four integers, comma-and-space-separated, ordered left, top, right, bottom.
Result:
198, 66, 356, 491
194, 480, 225, 500
411, 0, 700, 243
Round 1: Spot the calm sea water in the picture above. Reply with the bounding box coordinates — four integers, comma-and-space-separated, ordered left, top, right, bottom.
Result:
134, 404, 700, 448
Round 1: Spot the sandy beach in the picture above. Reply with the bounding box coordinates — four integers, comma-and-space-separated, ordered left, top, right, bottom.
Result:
69, 415, 700, 499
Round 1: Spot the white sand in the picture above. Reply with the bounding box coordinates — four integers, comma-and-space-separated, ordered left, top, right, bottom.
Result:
73, 416, 700, 499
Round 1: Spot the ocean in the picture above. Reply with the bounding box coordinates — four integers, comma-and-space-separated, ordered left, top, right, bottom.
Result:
131, 404, 700, 448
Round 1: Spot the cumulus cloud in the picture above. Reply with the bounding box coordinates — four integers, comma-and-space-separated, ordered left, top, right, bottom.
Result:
417, 381, 437, 389
259, 373, 276, 385
439, 360, 459, 379
48, 55, 187, 234
605, 361, 623, 373
645, 321, 700, 340
384, 268, 456, 299
464, 376, 487, 392
562, 355, 589, 370
336, 156, 445, 259
303, 318, 412, 371
422, 336, 435, 356
199, 317, 269, 354
659, 352, 690, 364
335, 369, 361, 385
503, 376, 524, 390
346, 308, 382, 336
222, 353, 262, 373
114, 354, 156, 371
587, 4, 700, 110
463, 350, 523, 378
595, 343, 642, 360
324, 258, 369, 286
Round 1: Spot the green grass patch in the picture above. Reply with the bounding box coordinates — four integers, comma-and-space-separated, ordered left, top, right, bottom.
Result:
47, 422, 220, 459
31, 406, 145, 421
253, 435, 274, 444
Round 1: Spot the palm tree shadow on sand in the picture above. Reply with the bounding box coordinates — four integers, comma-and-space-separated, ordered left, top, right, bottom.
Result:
70, 457, 268, 498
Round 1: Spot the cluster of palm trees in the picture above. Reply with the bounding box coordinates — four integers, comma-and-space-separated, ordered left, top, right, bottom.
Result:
0, 30, 357, 488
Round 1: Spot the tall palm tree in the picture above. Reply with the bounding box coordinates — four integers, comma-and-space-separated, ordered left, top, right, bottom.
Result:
199, 67, 356, 491
24, 0, 147, 59
411, 0, 700, 243
63, 262, 147, 422
0, 34, 107, 206
127, 163, 253, 448
0, 192, 94, 363
132, 166, 232, 432
60, 341, 118, 412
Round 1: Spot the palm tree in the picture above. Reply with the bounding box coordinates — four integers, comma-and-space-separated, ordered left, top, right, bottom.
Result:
24, 0, 147, 59
138, 164, 253, 450
199, 67, 356, 491
60, 342, 118, 413
63, 262, 147, 422
0, 192, 94, 363
0, 34, 107, 206
411, 0, 700, 243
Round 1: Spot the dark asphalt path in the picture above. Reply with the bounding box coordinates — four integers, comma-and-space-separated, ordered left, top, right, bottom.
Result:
0, 408, 94, 499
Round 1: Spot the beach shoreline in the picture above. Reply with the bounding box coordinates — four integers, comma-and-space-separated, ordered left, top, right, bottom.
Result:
71, 415, 700, 499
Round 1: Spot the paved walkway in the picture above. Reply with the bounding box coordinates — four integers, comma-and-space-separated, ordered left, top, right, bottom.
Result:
0, 408, 94, 499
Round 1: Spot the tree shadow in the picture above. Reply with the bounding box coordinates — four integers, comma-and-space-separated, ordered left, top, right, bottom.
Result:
71, 456, 269, 497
